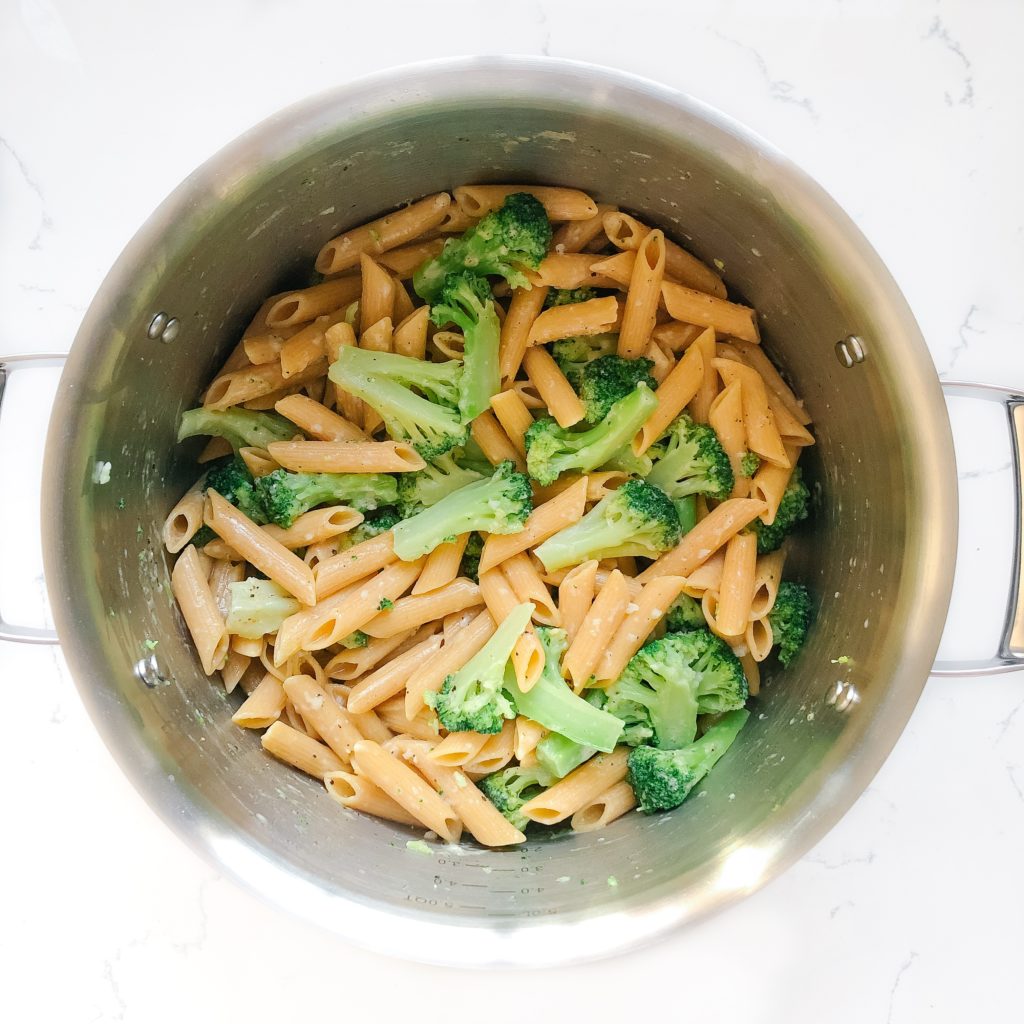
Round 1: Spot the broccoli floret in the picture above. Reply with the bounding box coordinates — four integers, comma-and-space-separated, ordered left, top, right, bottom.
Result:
534, 479, 680, 572
534, 732, 596, 779
340, 631, 369, 649
459, 532, 484, 582
413, 192, 552, 303
328, 346, 467, 460
255, 469, 398, 528
525, 384, 658, 485
506, 627, 623, 751
769, 582, 812, 666
396, 453, 483, 517
545, 287, 598, 308
602, 629, 748, 749
578, 355, 657, 424
352, 507, 404, 540
430, 272, 501, 421
551, 333, 618, 388
177, 407, 296, 452
225, 578, 302, 639
740, 451, 761, 477
478, 763, 556, 831
205, 456, 268, 524
191, 524, 218, 549
665, 593, 706, 632
601, 446, 653, 478
627, 708, 750, 812
646, 413, 734, 503
752, 467, 810, 554
452, 438, 497, 476
391, 460, 531, 560
429, 603, 533, 733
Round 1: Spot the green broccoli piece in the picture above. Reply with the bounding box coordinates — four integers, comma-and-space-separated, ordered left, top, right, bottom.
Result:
578, 355, 657, 424
675, 494, 698, 534
769, 581, 812, 666
601, 446, 653, 478
429, 603, 533, 733
340, 631, 369, 649
413, 192, 552, 303
551, 333, 618, 388
430, 272, 501, 421
752, 467, 810, 554
225, 578, 302, 639
328, 346, 467, 460
478, 763, 556, 831
378, 597, 394, 611
205, 456, 268, 524
534, 732, 596, 779
191, 524, 218, 549
391, 460, 531, 560
460, 532, 484, 582
533, 479, 680, 572
602, 629, 748, 749
739, 451, 761, 477
646, 413, 734, 503
665, 593, 706, 632
351, 507, 404, 540
545, 287, 598, 308
177, 407, 296, 452
525, 383, 658, 485
506, 627, 623, 752
627, 708, 750, 812
396, 453, 483, 517
255, 469, 398, 528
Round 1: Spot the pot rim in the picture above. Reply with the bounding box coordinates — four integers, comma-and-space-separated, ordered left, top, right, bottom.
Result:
42, 55, 958, 967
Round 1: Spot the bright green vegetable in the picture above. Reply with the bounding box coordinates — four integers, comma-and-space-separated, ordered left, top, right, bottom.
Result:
413, 192, 552, 303
545, 287, 597, 308
665, 592, 706, 632
578, 355, 657, 424
205, 456, 268, 524
601, 629, 748, 749
524, 384, 658, 485
328, 346, 467, 460
739, 451, 761, 477
768, 582, 812, 666
429, 602, 533, 734
550, 333, 618, 387
177, 407, 295, 452
505, 627, 623, 752
430, 272, 502, 420
255, 469, 398, 528
627, 709, 750, 812
396, 453, 483, 518
752, 467, 810, 554
226, 579, 301, 639
533, 479, 680, 571
478, 763, 556, 831
391, 460, 531, 561
646, 413, 734, 503
534, 732, 596, 779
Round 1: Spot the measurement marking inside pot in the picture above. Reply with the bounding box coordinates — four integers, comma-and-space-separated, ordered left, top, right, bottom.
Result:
493, 889, 517, 895
454, 881, 488, 888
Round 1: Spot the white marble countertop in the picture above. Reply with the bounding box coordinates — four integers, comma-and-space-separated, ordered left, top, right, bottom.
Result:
2, 1, 1022, 1020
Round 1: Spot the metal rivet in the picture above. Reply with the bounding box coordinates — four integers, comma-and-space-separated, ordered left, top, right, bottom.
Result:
134, 654, 169, 689
835, 335, 866, 368
148, 312, 179, 343
826, 679, 861, 712
147, 312, 168, 339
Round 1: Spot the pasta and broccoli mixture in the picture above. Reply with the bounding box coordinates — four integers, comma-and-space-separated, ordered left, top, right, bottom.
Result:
164, 185, 813, 847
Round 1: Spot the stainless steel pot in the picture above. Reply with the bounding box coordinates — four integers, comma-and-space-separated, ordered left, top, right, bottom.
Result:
3, 58, 1022, 966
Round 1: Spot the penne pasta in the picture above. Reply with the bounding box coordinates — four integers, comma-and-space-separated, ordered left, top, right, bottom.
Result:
261, 721, 346, 780
521, 748, 629, 824
171, 545, 229, 674
563, 568, 631, 691
324, 771, 420, 827
360, 578, 481, 639
315, 532, 398, 600
633, 339, 705, 453
345, 632, 444, 713
557, 559, 598, 645
661, 281, 759, 344
488, 389, 534, 458
571, 780, 637, 832
266, 439, 424, 474
274, 393, 366, 442
469, 410, 527, 472
412, 534, 470, 595
617, 229, 666, 358
501, 552, 560, 627
267, 276, 363, 329
454, 184, 598, 222
522, 347, 585, 427
715, 532, 759, 638
498, 285, 549, 384
527, 295, 620, 346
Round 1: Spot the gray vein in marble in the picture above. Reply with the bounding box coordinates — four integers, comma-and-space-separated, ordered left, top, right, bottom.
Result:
535, 2, 551, 56
712, 32, 819, 121
1007, 765, 1023, 804
0, 135, 53, 249
805, 851, 877, 870
829, 900, 855, 919
941, 303, 981, 376
886, 952, 919, 1024
924, 18, 974, 107
995, 698, 1022, 744
959, 461, 1011, 480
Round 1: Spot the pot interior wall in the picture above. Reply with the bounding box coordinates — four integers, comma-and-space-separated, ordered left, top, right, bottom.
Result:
49, 69, 954, 941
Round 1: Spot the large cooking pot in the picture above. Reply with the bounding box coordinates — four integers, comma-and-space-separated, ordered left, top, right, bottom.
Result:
3, 58, 1022, 966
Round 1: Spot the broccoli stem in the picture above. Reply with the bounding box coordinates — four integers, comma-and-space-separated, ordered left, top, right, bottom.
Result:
459, 298, 501, 422
504, 631, 623, 752
535, 732, 596, 779
178, 407, 294, 452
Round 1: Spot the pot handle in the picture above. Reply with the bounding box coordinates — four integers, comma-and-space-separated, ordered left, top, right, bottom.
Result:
931, 380, 1024, 675
0, 353, 64, 644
